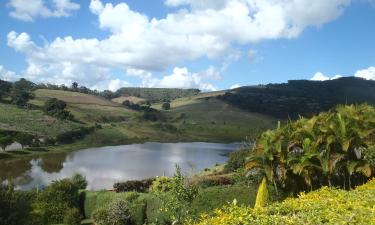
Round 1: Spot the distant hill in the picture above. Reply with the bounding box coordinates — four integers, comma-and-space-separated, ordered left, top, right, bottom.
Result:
114, 87, 200, 103
218, 77, 375, 118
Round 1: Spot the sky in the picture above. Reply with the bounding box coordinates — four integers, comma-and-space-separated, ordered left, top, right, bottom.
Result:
0, 0, 375, 91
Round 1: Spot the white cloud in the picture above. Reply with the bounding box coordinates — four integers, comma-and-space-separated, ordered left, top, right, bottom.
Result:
7, 0, 80, 21
230, 84, 241, 89
7, 0, 353, 89
108, 79, 131, 92
310, 72, 342, 81
0, 65, 20, 81
141, 67, 218, 91
355, 66, 375, 80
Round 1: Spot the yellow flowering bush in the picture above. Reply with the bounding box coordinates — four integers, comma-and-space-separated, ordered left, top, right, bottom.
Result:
193, 179, 375, 225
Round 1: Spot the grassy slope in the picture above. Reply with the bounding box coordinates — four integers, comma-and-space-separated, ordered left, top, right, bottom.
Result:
0, 103, 80, 136
0, 89, 276, 159
153, 92, 277, 141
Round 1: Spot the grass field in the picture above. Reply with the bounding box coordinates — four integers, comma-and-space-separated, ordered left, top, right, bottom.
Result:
0, 103, 80, 136
112, 96, 146, 104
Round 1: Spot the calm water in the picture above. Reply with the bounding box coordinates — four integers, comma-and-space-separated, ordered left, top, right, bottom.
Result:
0, 142, 239, 190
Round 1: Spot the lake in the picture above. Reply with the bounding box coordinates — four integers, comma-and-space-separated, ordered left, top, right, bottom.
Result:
0, 142, 240, 190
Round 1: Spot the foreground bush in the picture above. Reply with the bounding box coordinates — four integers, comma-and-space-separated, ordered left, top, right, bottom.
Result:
247, 104, 375, 193
92, 199, 132, 225
194, 178, 375, 225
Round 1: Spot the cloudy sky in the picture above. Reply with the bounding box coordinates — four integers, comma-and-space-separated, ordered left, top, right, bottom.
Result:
0, 0, 374, 91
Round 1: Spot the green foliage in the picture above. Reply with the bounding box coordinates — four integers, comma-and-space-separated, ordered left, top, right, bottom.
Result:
10, 78, 36, 108
71, 173, 88, 189
43, 98, 73, 120
220, 77, 375, 118
158, 165, 199, 224
162, 102, 171, 110
0, 184, 33, 225
254, 177, 268, 208
0, 79, 12, 100
14, 133, 34, 149
190, 184, 258, 217
63, 208, 81, 225
0, 135, 13, 151
113, 178, 155, 193
195, 178, 375, 225
32, 179, 80, 224
149, 176, 173, 193
246, 104, 375, 193
224, 149, 250, 172
56, 126, 95, 144
92, 199, 132, 225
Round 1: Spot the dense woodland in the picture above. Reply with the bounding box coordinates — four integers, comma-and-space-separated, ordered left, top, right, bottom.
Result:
219, 77, 375, 118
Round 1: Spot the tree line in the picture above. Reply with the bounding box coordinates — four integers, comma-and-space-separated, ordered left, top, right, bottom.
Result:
218, 77, 375, 118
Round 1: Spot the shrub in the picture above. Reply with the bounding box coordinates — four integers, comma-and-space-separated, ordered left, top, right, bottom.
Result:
71, 174, 88, 190
92, 199, 132, 225
193, 175, 234, 188
162, 102, 171, 110
64, 208, 81, 225
114, 178, 155, 193
32, 179, 80, 224
224, 149, 250, 172
0, 184, 33, 225
43, 98, 73, 120
149, 176, 173, 193
195, 179, 375, 225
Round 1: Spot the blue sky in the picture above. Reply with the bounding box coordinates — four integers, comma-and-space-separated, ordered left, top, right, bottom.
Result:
1, 0, 375, 91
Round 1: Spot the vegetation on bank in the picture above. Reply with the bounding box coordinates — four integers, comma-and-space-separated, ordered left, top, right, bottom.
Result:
219, 77, 375, 118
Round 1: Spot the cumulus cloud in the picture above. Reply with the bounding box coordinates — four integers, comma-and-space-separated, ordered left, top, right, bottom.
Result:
7, 0, 80, 21
0, 65, 20, 81
310, 72, 342, 81
140, 67, 218, 91
355, 66, 375, 80
7, 0, 353, 89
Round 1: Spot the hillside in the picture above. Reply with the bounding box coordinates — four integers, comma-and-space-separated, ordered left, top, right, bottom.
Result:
219, 77, 375, 118
114, 87, 200, 103
0, 87, 277, 159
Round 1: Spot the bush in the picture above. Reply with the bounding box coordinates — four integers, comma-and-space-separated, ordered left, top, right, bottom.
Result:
193, 175, 234, 188
71, 174, 88, 189
56, 126, 95, 144
149, 176, 173, 193
224, 149, 250, 172
64, 208, 81, 225
0, 184, 33, 225
162, 102, 171, 110
32, 179, 80, 224
195, 178, 375, 225
92, 199, 132, 225
43, 98, 73, 120
114, 178, 155, 193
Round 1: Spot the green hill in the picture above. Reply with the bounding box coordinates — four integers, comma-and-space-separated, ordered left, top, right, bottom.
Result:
219, 77, 375, 118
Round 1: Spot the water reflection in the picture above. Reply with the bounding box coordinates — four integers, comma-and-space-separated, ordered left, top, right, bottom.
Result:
0, 142, 239, 190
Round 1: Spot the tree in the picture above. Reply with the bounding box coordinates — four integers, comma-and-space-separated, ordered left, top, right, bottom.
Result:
162, 102, 171, 110
0, 136, 13, 151
15, 133, 34, 149
0, 80, 12, 100
10, 89, 34, 107
71, 174, 88, 189
32, 179, 80, 224
71, 82, 78, 90
43, 98, 73, 120
254, 177, 269, 208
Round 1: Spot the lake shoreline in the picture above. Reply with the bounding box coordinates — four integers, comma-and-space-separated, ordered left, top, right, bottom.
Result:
0, 134, 245, 161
